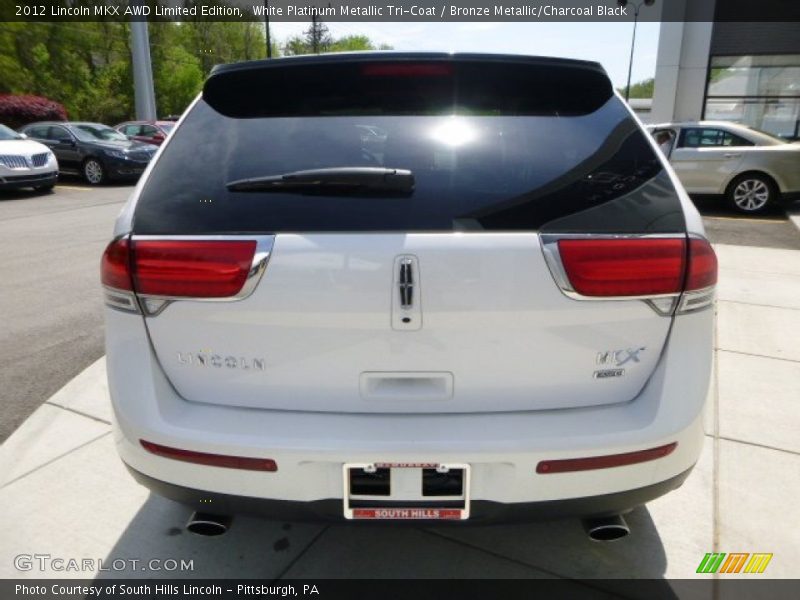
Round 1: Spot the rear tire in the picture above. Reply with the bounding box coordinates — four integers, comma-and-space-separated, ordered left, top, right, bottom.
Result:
726, 173, 776, 214
83, 158, 106, 185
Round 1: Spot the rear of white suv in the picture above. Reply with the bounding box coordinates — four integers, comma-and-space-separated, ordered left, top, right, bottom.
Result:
103, 54, 716, 529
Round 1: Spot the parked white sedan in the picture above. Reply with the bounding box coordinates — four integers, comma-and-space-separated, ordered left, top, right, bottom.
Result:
648, 121, 800, 213
0, 124, 58, 193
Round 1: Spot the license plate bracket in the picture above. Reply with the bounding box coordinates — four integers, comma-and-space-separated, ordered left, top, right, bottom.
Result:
342, 462, 471, 520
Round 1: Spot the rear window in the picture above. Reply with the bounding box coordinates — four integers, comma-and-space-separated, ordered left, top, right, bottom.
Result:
133, 58, 684, 235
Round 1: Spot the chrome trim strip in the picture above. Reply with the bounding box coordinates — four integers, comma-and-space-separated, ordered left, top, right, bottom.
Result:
676, 286, 716, 314
130, 235, 275, 316
646, 297, 679, 317
103, 286, 141, 314
398, 257, 415, 309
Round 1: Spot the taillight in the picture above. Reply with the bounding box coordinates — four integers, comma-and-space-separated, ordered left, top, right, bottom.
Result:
102, 236, 270, 315
131, 240, 256, 298
556, 238, 686, 297
101, 237, 133, 291
543, 234, 717, 314
685, 238, 718, 290
140, 440, 277, 472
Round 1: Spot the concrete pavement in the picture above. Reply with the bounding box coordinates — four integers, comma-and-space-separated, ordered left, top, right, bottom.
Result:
0, 183, 130, 442
1, 242, 798, 593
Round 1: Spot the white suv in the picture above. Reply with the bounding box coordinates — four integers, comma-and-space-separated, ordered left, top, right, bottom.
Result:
0, 124, 58, 192
102, 54, 716, 537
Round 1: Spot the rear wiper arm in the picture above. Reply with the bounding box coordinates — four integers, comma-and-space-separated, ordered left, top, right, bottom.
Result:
226, 167, 414, 195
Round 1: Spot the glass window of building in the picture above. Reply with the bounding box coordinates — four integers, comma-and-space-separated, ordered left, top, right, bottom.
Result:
704, 54, 800, 140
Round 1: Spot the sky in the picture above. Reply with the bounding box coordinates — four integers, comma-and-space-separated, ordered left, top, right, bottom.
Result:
270, 22, 661, 88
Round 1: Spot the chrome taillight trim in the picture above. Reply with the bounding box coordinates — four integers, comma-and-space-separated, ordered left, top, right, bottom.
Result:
676, 286, 716, 314
103, 286, 141, 314
129, 235, 275, 316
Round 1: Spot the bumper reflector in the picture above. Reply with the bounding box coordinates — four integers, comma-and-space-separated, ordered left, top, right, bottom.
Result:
536, 442, 677, 474
140, 440, 277, 472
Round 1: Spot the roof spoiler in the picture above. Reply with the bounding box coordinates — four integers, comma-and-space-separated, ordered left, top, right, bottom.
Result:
203, 53, 613, 119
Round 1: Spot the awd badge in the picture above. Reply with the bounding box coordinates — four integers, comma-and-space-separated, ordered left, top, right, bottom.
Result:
594, 347, 646, 379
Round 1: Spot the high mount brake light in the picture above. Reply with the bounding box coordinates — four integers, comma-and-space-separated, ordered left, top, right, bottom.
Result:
360, 63, 454, 77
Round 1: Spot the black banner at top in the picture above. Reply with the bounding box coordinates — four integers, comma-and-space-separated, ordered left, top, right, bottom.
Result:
1, 0, 800, 23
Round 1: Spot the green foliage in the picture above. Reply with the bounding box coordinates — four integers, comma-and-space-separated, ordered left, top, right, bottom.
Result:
0, 20, 386, 125
330, 35, 390, 52
618, 77, 655, 99
283, 30, 392, 56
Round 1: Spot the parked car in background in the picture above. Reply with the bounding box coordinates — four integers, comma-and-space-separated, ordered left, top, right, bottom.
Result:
103, 54, 717, 537
0, 124, 58, 193
648, 121, 800, 213
20, 122, 157, 185
115, 120, 175, 146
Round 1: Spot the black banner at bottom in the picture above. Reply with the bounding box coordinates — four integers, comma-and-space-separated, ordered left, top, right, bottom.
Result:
3, 579, 800, 600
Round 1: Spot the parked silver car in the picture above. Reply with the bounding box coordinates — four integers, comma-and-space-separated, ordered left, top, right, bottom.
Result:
648, 121, 800, 213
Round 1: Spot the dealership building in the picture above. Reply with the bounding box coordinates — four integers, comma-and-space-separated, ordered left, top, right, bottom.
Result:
651, 0, 800, 139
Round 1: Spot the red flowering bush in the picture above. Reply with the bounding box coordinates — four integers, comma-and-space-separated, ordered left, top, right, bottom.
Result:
0, 95, 68, 129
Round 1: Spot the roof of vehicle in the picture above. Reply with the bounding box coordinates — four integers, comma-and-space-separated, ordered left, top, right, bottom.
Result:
648, 120, 756, 131
20, 121, 67, 127
22, 121, 108, 128
69, 122, 116, 127
116, 120, 175, 127
208, 52, 607, 77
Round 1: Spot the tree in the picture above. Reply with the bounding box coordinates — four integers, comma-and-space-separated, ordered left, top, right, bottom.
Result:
283, 31, 391, 56
0, 19, 387, 124
283, 17, 333, 56
618, 77, 654, 99
307, 17, 333, 54
330, 35, 391, 52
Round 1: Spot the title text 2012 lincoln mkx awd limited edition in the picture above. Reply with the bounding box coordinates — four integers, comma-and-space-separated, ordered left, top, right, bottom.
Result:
102, 54, 717, 540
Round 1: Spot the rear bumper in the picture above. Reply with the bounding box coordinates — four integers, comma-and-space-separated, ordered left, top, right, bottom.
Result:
107, 303, 713, 512
127, 463, 694, 523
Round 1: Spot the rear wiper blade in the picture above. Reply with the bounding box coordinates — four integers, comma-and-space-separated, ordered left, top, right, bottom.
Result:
226, 167, 414, 195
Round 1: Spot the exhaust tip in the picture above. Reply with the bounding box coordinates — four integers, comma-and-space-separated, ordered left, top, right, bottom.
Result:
186, 512, 231, 536
582, 514, 630, 542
